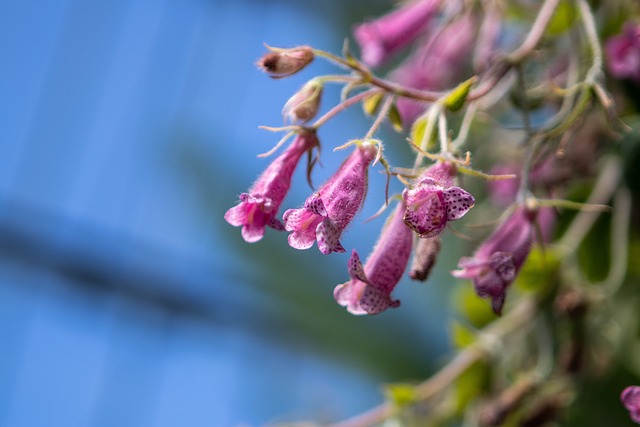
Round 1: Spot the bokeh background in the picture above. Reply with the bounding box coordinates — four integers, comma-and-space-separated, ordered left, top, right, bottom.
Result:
0, 1, 464, 426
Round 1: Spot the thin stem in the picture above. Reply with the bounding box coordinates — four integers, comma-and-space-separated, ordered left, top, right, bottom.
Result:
557, 156, 621, 254
328, 299, 537, 427
451, 102, 478, 151
412, 104, 441, 169
506, 0, 561, 64
364, 95, 394, 140
312, 89, 380, 128
438, 109, 449, 154
576, 0, 603, 84
597, 187, 631, 295
515, 65, 536, 201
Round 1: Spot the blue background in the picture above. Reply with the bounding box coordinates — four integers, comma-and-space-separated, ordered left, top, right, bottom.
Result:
0, 1, 456, 425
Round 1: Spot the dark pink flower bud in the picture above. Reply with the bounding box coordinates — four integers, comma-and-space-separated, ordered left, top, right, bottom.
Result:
283, 141, 377, 254
225, 130, 318, 243
354, 0, 441, 67
402, 162, 475, 238
621, 386, 640, 424
409, 235, 441, 281
452, 205, 537, 315
282, 80, 323, 123
605, 23, 640, 83
334, 201, 414, 315
257, 45, 314, 79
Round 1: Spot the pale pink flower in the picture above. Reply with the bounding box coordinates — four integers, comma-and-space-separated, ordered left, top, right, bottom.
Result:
606, 23, 640, 82
225, 130, 318, 242
621, 386, 640, 424
257, 46, 314, 79
334, 201, 414, 315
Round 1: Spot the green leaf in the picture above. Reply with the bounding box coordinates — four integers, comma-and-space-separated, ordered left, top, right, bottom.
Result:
388, 102, 404, 132
410, 115, 438, 151
453, 284, 496, 328
514, 245, 561, 295
451, 320, 477, 349
546, 0, 577, 36
362, 92, 383, 116
444, 77, 476, 112
454, 360, 491, 414
384, 383, 419, 408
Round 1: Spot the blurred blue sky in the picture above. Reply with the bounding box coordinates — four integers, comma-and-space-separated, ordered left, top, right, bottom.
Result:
0, 1, 459, 426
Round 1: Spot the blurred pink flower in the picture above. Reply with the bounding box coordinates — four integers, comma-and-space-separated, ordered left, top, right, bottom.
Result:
606, 23, 640, 82
622, 386, 640, 424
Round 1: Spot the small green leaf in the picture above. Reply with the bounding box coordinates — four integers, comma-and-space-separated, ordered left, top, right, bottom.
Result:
515, 245, 561, 294
451, 320, 477, 349
444, 77, 476, 112
384, 383, 419, 408
362, 92, 383, 116
410, 115, 438, 151
388, 102, 404, 132
454, 284, 496, 328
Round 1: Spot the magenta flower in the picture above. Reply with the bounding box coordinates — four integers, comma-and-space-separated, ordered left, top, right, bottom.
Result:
606, 23, 640, 83
402, 162, 475, 238
452, 205, 537, 315
334, 201, 414, 315
391, 13, 476, 122
225, 130, 318, 243
283, 141, 377, 254
621, 386, 640, 424
353, 0, 441, 68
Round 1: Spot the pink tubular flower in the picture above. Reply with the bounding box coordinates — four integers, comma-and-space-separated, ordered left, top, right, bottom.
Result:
391, 13, 476, 122
334, 201, 414, 315
621, 386, 640, 424
402, 162, 475, 238
354, 0, 441, 68
225, 130, 318, 243
605, 23, 640, 83
257, 45, 314, 79
452, 205, 538, 315
283, 141, 377, 254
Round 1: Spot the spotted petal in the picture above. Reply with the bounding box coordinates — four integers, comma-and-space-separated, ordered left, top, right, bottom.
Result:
316, 219, 346, 254
442, 186, 475, 221
304, 193, 328, 217
359, 286, 400, 315
347, 249, 369, 283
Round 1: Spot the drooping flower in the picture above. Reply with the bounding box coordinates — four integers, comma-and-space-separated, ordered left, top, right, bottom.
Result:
257, 45, 314, 79
452, 204, 538, 315
225, 130, 318, 243
605, 23, 640, 83
334, 201, 414, 315
409, 235, 441, 281
391, 12, 477, 122
353, 0, 441, 68
282, 80, 323, 123
402, 161, 475, 238
621, 386, 640, 424
283, 141, 377, 254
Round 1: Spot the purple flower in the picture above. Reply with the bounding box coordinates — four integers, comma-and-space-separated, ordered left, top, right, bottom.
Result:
225, 130, 318, 243
391, 13, 476, 122
283, 141, 377, 254
402, 162, 475, 238
606, 23, 640, 82
257, 45, 314, 79
452, 205, 537, 315
621, 386, 640, 424
353, 0, 441, 68
334, 201, 414, 315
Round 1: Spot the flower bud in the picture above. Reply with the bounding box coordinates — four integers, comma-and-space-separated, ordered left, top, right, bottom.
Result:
257, 45, 314, 79
409, 235, 441, 281
282, 80, 323, 123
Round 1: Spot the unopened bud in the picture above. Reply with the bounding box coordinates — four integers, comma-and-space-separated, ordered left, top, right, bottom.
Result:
283, 80, 323, 123
257, 45, 314, 79
409, 236, 441, 281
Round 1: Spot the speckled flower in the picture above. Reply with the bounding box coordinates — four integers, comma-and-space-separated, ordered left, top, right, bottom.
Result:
452, 205, 537, 315
605, 23, 640, 83
354, 0, 441, 67
334, 201, 413, 315
283, 141, 377, 254
621, 386, 640, 424
225, 130, 318, 243
402, 162, 475, 238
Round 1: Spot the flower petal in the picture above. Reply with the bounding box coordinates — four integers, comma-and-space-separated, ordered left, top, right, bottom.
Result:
360, 285, 400, 315
304, 193, 328, 217
442, 186, 475, 220
316, 219, 346, 254
348, 249, 369, 283
403, 191, 447, 237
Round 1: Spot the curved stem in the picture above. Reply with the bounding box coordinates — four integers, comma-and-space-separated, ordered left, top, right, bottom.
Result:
312, 89, 380, 128
506, 0, 561, 64
364, 95, 394, 140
